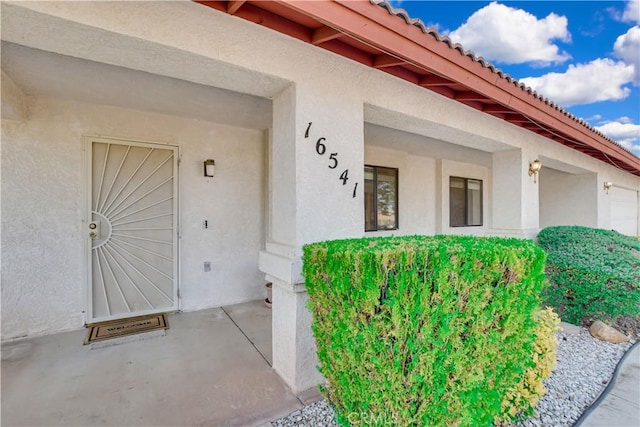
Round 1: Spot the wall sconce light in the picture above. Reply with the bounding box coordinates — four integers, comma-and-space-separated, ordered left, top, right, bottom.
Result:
603, 182, 613, 194
204, 159, 215, 177
528, 159, 542, 183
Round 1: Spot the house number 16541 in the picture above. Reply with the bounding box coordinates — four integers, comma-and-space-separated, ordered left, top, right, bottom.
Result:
305, 122, 357, 198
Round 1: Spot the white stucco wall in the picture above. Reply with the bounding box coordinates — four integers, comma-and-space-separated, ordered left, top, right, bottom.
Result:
491, 150, 524, 232
0, 0, 635, 173
265, 81, 368, 392
363, 147, 494, 237
364, 145, 436, 236
3, 1, 636, 195
364, 126, 495, 237
2, 2, 640, 358
0, 1, 571, 159
539, 168, 598, 229
1, 96, 265, 339
361, 148, 494, 237
438, 159, 492, 235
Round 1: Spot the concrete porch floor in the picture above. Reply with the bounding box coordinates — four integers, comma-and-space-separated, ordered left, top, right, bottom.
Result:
1, 300, 317, 426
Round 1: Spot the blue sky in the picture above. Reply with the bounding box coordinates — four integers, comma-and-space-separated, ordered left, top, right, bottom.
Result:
389, 0, 640, 156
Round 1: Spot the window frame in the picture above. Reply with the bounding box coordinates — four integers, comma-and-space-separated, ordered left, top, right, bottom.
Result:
449, 176, 483, 228
365, 165, 399, 232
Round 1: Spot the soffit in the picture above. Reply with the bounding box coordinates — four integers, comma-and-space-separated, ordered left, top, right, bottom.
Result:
1, 42, 273, 130
196, 0, 640, 177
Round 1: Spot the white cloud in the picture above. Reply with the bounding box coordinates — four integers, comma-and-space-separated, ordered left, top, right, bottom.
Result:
614, 25, 640, 84
610, 1, 639, 23
595, 119, 640, 154
447, 2, 571, 65
622, 0, 639, 23
520, 59, 635, 107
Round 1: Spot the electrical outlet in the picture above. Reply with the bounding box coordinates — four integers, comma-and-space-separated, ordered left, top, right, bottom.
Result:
204, 261, 211, 272
203, 220, 208, 229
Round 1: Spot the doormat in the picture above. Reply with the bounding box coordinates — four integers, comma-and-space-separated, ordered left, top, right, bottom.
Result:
84, 313, 169, 345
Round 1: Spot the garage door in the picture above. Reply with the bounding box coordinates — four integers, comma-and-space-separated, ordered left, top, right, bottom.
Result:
610, 187, 639, 235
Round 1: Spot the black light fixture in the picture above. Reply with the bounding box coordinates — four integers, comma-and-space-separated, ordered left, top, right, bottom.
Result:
204, 159, 215, 177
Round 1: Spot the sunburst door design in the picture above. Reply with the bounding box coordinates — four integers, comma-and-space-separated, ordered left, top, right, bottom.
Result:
87, 138, 178, 322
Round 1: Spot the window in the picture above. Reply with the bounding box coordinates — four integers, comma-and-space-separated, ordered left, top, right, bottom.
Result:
450, 177, 483, 227
365, 165, 398, 231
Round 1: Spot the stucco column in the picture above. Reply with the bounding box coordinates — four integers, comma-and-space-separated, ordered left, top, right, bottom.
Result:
491, 149, 540, 238
596, 174, 612, 229
259, 83, 364, 393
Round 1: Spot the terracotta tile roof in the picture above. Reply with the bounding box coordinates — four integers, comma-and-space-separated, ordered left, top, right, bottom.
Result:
197, 0, 640, 175
371, 0, 636, 159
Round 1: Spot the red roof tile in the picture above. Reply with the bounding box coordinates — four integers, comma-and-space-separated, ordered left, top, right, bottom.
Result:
196, 0, 640, 175
371, 0, 636, 159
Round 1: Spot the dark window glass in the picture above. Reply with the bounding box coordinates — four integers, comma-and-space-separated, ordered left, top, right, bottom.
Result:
466, 179, 482, 226
450, 177, 466, 227
364, 167, 376, 231
364, 166, 398, 231
450, 177, 483, 227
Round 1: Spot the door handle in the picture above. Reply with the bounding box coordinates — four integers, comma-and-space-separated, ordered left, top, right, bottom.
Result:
89, 221, 101, 239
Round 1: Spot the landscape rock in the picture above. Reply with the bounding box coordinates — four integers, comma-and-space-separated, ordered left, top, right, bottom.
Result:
272, 329, 633, 427
560, 321, 581, 336
589, 321, 630, 343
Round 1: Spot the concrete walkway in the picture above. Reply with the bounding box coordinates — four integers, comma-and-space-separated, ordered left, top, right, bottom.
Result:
578, 342, 640, 427
1, 300, 310, 427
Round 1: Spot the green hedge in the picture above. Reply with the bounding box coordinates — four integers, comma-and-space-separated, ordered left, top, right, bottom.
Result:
498, 307, 559, 422
537, 226, 640, 325
303, 235, 548, 426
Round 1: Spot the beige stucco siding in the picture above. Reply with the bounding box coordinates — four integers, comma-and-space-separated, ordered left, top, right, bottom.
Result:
1, 1, 639, 354
1, 97, 266, 339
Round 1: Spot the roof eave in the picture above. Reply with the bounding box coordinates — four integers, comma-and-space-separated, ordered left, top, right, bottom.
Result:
195, 0, 640, 176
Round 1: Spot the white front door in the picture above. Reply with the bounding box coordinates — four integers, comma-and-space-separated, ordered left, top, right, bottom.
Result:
86, 137, 178, 323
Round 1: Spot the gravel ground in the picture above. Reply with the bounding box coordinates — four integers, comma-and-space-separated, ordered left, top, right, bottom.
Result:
515, 329, 632, 427
271, 328, 633, 427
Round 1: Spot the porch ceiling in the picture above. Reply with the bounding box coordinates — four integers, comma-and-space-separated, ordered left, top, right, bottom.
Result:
1, 42, 273, 130
364, 104, 513, 154
538, 155, 595, 175
196, 0, 640, 177
365, 123, 493, 167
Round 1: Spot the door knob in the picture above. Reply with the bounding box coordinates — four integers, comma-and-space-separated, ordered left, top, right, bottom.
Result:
89, 221, 100, 240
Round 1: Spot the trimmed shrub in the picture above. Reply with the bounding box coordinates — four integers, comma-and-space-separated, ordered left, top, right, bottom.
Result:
537, 226, 640, 325
498, 307, 559, 423
303, 235, 549, 426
